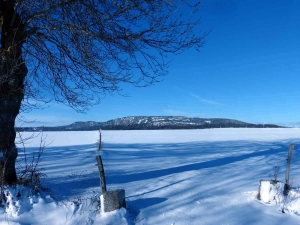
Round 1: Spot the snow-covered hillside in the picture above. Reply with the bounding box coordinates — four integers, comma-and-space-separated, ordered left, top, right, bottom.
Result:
1, 128, 300, 224
102, 116, 249, 129
17, 116, 282, 131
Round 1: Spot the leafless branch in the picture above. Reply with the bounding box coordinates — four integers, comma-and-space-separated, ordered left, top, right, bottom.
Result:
1, 0, 207, 112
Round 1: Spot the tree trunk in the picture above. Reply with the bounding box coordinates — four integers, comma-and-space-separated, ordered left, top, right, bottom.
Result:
0, 58, 27, 183
0, 4, 27, 183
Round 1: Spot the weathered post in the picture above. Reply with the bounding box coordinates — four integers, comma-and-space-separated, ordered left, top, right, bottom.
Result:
98, 128, 102, 150
284, 144, 294, 196
95, 155, 107, 193
95, 155, 126, 213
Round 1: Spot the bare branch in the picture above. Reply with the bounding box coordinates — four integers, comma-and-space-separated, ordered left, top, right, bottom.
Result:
1, 0, 207, 112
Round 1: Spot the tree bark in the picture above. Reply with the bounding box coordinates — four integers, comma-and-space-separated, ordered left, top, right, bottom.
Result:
0, 3, 27, 183
0, 58, 27, 183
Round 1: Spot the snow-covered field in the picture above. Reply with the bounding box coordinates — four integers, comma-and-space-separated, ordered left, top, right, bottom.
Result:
1, 128, 300, 224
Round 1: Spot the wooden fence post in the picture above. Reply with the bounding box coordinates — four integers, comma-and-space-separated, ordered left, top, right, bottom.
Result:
98, 128, 102, 150
96, 155, 107, 193
95, 156, 126, 213
284, 144, 295, 196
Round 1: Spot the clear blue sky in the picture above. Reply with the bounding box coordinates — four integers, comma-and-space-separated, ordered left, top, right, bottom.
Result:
18, 0, 300, 127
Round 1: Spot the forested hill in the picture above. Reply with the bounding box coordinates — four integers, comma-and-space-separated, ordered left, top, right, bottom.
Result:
16, 116, 283, 131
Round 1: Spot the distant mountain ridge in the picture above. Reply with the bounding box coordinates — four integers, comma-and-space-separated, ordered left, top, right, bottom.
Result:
16, 116, 283, 131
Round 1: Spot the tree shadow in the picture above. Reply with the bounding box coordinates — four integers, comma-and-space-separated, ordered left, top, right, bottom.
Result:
107, 141, 292, 184
16, 139, 299, 203
127, 197, 168, 223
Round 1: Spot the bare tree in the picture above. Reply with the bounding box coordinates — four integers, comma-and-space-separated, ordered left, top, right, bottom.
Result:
0, 0, 207, 183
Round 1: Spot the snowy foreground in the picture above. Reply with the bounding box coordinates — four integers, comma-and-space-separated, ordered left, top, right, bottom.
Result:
1, 128, 300, 224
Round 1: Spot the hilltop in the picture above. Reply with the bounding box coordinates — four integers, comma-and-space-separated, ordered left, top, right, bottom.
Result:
16, 116, 283, 131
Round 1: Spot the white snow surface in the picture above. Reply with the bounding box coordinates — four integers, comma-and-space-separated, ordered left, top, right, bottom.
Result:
259, 180, 278, 203
260, 180, 274, 203
1, 128, 300, 224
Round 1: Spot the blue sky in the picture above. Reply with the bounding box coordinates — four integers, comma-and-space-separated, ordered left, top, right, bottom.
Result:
18, 0, 300, 127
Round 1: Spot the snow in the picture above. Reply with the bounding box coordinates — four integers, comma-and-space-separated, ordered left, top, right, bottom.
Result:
259, 180, 277, 203
1, 128, 300, 224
